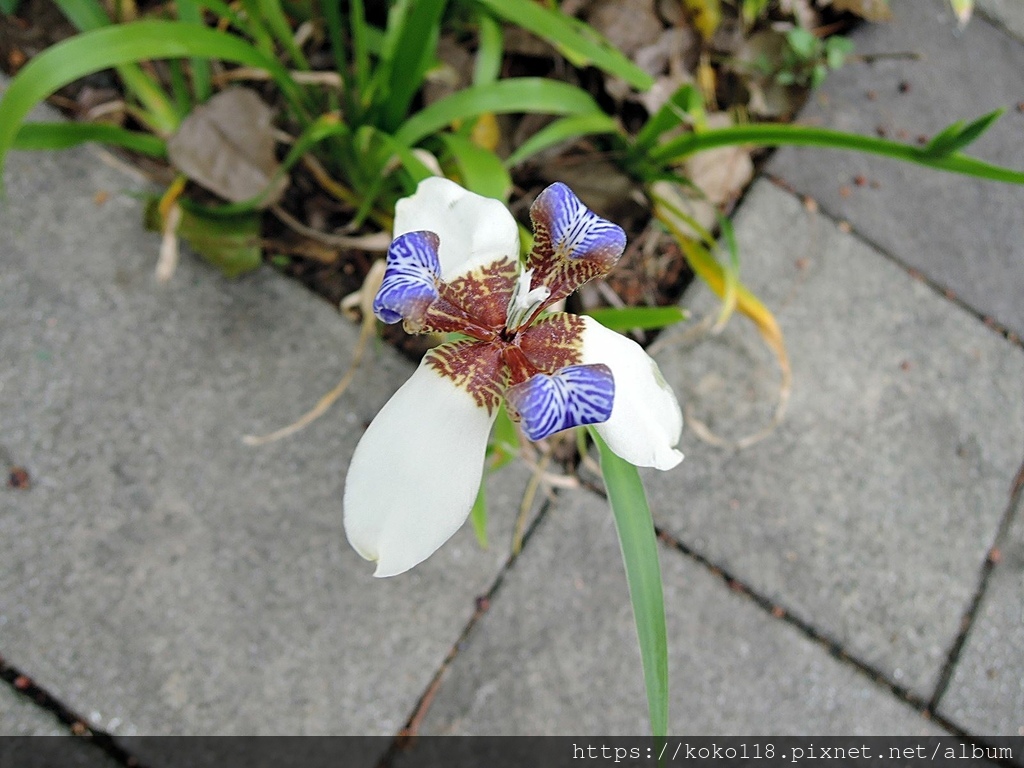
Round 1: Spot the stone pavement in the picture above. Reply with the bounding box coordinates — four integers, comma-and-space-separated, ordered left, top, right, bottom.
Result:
1, 0, 1023, 761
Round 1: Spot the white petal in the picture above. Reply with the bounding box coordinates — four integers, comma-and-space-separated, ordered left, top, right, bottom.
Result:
343, 360, 496, 577
579, 316, 684, 470
393, 177, 520, 281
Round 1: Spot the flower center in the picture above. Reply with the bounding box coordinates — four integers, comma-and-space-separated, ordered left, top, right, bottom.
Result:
504, 268, 551, 334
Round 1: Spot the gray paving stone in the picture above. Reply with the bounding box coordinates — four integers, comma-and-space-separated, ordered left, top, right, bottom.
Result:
939, 495, 1024, 736
646, 181, 1024, 700
0, 684, 65, 736
768, 0, 1024, 338
978, 0, 1024, 41
0, 686, 122, 765
0, 84, 532, 735
413, 489, 945, 735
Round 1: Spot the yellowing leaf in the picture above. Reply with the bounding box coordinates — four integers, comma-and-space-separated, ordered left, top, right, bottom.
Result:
683, 0, 722, 40
696, 53, 717, 110
651, 187, 791, 449
949, 0, 973, 27
470, 111, 501, 152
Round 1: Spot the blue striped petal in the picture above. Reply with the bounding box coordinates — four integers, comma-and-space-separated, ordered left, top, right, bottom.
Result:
373, 231, 442, 324
532, 182, 626, 264
505, 363, 615, 441
526, 183, 627, 303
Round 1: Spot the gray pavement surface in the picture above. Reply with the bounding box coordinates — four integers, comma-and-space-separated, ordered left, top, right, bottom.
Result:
647, 181, 1024, 701
415, 491, 945, 736
2, 0, 1024, 751
979, 0, 1024, 41
0, 684, 64, 737
0, 686, 120, 765
0, 89, 533, 738
769, 0, 1024, 339
939, 492, 1024, 736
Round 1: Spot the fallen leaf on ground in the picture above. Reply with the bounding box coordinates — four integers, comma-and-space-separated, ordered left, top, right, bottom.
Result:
833, 0, 892, 22
583, 0, 664, 57
779, 0, 820, 28
167, 88, 288, 207
683, 0, 722, 40
732, 30, 801, 117
684, 113, 754, 206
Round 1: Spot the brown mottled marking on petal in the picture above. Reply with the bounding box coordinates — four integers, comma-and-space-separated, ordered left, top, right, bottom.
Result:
526, 254, 612, 309
525, 185, 623, 305
414, 295, 496, 340
443, 258, 519, 330
518, 313, 585, 376
426, 340, 507, 413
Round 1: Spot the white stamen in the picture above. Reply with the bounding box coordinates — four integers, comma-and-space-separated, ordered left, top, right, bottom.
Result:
506, 269, 550, 331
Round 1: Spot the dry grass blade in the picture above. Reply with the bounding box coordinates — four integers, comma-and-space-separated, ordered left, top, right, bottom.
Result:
510, 438, 580, 555
512, 451, 548, 556
242, 260, 385, 446
156, 203, 182, 282
210, 66, 344, 89
155, 174, 188, 282
270, 204, 392, 250
651, 197, 793, 450
654, 306, 792, 450
684, 368, 791, 450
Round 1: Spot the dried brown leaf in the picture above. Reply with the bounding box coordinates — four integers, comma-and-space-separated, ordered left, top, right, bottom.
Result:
746, 80, 801, 118
684, 113, 754, 205
779, 0, 819, 28
637, 72, 694, 115
167, 88, 288, 208
583, 0, 664, 57
634, 27, 700, 78
832, 0, 892, 22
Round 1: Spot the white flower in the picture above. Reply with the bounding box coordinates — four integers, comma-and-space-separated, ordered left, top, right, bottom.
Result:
344, 178, 683, 577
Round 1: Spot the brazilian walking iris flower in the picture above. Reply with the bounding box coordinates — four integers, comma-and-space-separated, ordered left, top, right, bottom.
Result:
344, 178, 683, 576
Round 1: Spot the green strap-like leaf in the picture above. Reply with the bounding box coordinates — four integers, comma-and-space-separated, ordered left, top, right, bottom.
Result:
473, 10, 504, 86
714, 211, 741, 330
471, 0, 653, 91
650, 120, 1024, 185
251, 0, 311, 70
393, 78, 603, 148
13, 122, 168, 157
436, 132, 512, 202
0, 20, 313, 182
349, 0, 371, 98
921, 108, 1003, 158
175, 0, 213, 102
374, 0, 448, 131
582, 306, 687, 332
54, 0, 180, 132
55, 0, 119, 31
633, 83, 705, 154
590, 428, 669, 739
504, 113, 619, 168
